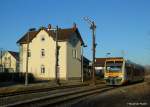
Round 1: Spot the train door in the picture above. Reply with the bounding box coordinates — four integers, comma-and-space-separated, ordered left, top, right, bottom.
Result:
130, 66, 135, 82
125, 65, 133, 82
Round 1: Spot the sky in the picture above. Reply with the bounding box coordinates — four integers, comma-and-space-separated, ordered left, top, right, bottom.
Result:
0, 0, 150, 65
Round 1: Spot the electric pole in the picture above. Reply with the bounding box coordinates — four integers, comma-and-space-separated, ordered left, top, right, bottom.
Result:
83, 17, 97, 85
81, 44, 87, 83
0, 48, 3, 72
25, 31, 29, 86
121, 50, 125, 58
55, 26, 60, 85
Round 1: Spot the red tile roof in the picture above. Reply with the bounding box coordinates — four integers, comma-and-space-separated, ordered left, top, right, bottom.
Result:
95, 57, 123, 67
95, 58, 107, 67
8, 51, 19, 61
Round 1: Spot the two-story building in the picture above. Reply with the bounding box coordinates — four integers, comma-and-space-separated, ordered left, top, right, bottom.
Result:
0, 51, 19, 72
17, 24, 84, 81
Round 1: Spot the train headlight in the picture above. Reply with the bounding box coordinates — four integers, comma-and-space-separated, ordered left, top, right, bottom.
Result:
104, 76, 108, 79
119, 75, 123, 78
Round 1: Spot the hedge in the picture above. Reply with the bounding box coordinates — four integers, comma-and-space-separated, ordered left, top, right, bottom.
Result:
0, 72, 35, 83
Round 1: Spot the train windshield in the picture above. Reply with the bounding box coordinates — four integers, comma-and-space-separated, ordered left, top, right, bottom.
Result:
106, 61, 123, 72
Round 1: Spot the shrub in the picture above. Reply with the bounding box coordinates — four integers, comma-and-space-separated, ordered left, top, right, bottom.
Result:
0, 72, 35, 83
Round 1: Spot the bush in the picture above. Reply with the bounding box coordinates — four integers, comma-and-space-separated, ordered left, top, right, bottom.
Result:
0, 72, 35, 83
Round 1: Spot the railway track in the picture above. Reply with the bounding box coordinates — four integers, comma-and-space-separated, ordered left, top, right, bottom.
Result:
1, 84, 114, 107
0, 83, 89, 98
1, 80, 148, 107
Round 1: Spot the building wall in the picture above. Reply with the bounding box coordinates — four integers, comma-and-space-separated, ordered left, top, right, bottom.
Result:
19, 30, 82, 81
29, 30, 55, 80
19, 44, 23, 73
20, 30, 68, 80
57, 41, 68, 80
67, 33, 81, 80
19, 44, 27, 73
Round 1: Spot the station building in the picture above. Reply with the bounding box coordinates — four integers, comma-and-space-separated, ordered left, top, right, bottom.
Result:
17, 24, 85, 81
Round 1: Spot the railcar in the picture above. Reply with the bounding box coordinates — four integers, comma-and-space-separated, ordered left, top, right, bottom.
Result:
104, 57, 144, 85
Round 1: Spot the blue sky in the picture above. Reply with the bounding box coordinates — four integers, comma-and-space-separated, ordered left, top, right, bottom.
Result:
0, 0, 150, 65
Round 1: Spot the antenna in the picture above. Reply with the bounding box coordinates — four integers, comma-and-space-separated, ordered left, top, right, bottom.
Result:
29, 28, 36, 31
121, 50, 126, 58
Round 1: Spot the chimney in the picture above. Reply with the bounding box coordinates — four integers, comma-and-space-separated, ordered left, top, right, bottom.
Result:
29, 28, 36, 32
73, 23, 77, 30
47, 24, 52, 30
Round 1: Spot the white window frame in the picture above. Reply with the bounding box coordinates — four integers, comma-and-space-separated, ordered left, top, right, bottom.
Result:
28, 49, 31, 57
72, 49, 77, 59
41, 35, 45, 42
76, 49, 78, 59
41, 49, 45, 57
41, 65, 45, 74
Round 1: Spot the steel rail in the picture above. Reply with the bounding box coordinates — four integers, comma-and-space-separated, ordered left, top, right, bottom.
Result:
0, 83, 89, 98
4, 85, 114, 107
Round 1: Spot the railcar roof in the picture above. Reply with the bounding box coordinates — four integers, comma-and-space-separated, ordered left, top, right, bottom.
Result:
105, 57, 124, 62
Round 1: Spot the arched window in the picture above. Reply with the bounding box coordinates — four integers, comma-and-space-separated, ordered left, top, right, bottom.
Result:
28, 49, 31, 57
41, 65, 45, 73
41, 49, 45, 57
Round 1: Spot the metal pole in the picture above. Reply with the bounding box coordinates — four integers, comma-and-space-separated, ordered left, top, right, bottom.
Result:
0, 50, 2, 72
55, 26, 60, 85
83, 17, 97, 85
81, 46, 83, 82
81, 45, 87, 83
25, 32, 29, 86
91, 21, 96, 85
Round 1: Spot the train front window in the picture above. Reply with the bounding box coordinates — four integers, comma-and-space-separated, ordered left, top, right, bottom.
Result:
106, 61, 123, 72
106, 66, 122, 71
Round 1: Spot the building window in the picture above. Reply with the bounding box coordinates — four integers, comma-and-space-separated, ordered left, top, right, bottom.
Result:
5, 57, 7, 61
72, 49, 77, 58
41, 65, 45, 73
8, 57, 11, 60
76, 50, 78, 58
41, 37, 45, 41
28, 49, 31, 57
41, 49, 45, 57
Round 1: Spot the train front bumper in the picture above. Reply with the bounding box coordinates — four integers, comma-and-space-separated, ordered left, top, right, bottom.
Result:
104, 77, 122, 85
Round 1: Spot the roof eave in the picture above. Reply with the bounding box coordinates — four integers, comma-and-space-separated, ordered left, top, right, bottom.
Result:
75, 28, 84, 46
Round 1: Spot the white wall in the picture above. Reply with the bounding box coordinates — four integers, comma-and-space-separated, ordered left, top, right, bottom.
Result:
19, 30, 82, 81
